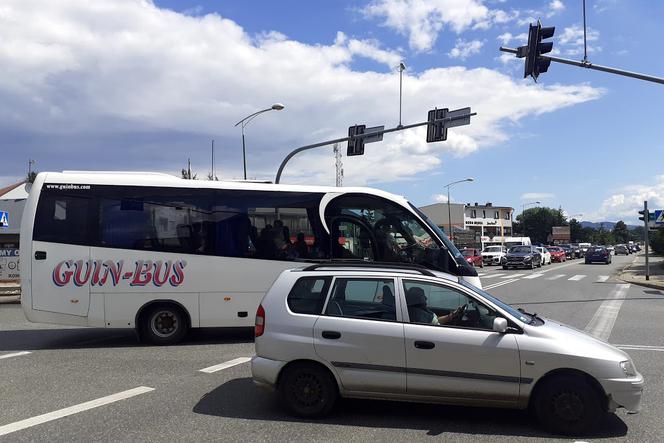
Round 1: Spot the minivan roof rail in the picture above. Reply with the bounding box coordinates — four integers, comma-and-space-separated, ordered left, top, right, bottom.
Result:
301, 261, 437, 277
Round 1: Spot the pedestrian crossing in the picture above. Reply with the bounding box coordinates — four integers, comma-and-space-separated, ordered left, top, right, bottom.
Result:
480, 272, 611, 284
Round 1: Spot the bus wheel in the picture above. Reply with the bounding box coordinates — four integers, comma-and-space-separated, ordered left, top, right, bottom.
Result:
139, 304, 189, 345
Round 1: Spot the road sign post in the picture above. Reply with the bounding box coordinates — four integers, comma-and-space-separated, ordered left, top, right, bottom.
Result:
640, 201, 650, 281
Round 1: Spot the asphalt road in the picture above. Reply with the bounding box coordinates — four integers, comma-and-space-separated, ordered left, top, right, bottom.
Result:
1, 253, 662, 442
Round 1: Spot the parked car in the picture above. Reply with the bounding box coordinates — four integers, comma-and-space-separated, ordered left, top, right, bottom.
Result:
481, 245, 507, 266
502, 245, 542, 270
547, 246, 567, 262
535, 247, 552, 266
628, 244, 637, 253
558, 244, 575, 259
252, 263, 643, 435
461, 248, 484, 268
585, 246, 612, 264
578, 243, 592, 258
569, 243, 583, 258
634, 244, 642, 252
615, 244, 629, 255
606, 245, 615, 255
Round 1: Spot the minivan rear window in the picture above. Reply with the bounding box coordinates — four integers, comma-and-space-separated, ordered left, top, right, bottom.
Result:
287, 277, 332, 315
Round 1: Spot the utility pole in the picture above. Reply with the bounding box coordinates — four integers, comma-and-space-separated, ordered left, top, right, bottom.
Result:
333, 143, 343, 187
643, 201, 650, 281
211, 139, 215, 180
398, 62, 406, 128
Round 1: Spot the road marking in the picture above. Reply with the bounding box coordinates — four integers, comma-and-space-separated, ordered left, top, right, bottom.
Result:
484, 279, 520, 290
0, 386, 154, 437
585, 284, 630, 342
480, 273, 505, 279
568, 275, 586, 281
523, 273, 544, 279
597, 275, 610, 282
546, 274, 566, 280
477, 273, 486, 276
199, 357, 252, 374
501, 273, 523, 279
617, 345, 664, 352
0, 351, 31, 360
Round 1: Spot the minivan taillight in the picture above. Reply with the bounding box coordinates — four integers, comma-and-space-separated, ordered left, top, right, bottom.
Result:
255, 304, 265, 337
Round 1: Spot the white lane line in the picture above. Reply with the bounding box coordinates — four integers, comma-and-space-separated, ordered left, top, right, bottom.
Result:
585, 284, 631, 342
477, 273, 486, 277
480, 273, 505, 279
597, 275, 610, 283
568, 274, 586, 281
546, 274, 566, 280
199, 357, 252, 374
501, 273, 524, 279
0, 351, 31, 360
523, 273, 544, 280
485, 279, 520, 290
0, 386, 154, 437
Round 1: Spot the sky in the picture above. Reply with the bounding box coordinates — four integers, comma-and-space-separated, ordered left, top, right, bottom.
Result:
1, 0, 663, 223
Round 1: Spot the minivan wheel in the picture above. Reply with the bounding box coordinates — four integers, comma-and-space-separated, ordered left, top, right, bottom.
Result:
534, 376, 604, 435
279, 363, 337, 418
138, 304, 188, 345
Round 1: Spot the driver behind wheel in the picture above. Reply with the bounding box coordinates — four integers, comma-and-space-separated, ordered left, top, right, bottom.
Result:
405, 287, 464, 325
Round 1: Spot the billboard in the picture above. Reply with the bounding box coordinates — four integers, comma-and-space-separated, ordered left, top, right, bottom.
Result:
551, 226, 571, 243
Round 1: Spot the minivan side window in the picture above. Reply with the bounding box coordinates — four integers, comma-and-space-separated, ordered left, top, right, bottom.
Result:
287, 277, 332, 315
324, 278, 397, 321
403, 280, 497, 330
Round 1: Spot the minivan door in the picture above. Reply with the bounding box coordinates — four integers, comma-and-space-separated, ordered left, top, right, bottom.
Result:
313, 277, 406, 394
401, 279, 521, 406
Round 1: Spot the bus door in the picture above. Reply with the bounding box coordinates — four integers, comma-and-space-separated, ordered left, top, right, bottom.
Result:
32, 190, 93, 316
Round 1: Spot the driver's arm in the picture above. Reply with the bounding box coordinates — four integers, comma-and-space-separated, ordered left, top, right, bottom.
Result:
436, 305, 464, 325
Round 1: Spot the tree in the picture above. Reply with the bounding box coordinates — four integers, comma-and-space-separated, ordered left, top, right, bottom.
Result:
650, 229, 664, 254
516, 206, 566, 244
569, 218, 582, 242
612, 220, 629, 244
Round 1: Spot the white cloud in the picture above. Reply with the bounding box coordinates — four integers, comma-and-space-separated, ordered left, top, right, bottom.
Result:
448, 39, 484, 60
521, 192, 555, 200
0, 0, 604, 186
362, 0, 492, 52
585, 176, 664, 223
594, 0, 618, 13
433, 194, 449, 203
548, 0, 565, 15
558, 25, 601, 56
497, 32, 527, 46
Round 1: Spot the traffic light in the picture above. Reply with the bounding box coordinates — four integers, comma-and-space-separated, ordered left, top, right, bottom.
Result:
426, 108, 448, 143
347, 124, 366, 156
519, 20, 555, 81
639, 209, 649, 223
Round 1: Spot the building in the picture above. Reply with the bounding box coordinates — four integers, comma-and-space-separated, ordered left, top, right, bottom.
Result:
0, 181, 28, 282
419, 201, 514, 247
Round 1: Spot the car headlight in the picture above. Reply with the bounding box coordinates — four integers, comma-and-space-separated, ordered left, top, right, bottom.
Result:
620, 360, 637, 377
523, 256, 532, 261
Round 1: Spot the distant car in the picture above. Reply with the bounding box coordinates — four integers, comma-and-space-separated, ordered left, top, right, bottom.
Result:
578, 243, 592, 258
586, 246, 612, 264
547, 246, 567, 262
627, 244, 636, 254
634, 244, 642, 252
558, 244, 574, 259
606, 246, 615, 255
535, 247, 552, 265
569, 243, 582, 258
461, 248, 484, 268
502, 245, 542, 270
481, 245, 507, 266
615, 244, 629, 255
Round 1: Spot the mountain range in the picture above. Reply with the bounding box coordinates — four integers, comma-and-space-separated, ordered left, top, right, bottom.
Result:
579, 221, 639, 230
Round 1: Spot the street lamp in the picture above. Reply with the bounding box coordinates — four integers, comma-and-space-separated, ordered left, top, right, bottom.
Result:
521, 201, 540, 240
235, 103, 285, 179
444, 177, 474, 241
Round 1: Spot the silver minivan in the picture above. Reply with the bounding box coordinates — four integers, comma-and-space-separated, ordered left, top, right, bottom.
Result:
252, 264, 643, 435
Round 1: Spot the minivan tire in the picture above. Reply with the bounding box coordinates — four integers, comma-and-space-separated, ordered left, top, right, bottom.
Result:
138, 304, 189, 345
533, 375, 604, 435
279, 362, 337, 418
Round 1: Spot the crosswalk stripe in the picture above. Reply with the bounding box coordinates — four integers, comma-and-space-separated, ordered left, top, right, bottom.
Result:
568, 275, 586, 281
597, 275, 610, 282
546, 274, 566, 280
478, 273, 486, 276
481, 273, 505, 279
501, 273, 524, 279
523, 273, 544, 279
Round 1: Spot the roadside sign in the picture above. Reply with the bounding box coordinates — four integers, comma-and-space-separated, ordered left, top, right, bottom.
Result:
447, 107, 472, 128
0, 211, 8, 229
363, 125, 384, 144
655, 210, 664, 225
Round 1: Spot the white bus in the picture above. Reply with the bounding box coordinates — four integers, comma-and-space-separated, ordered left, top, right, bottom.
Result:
21, 171, 480, 344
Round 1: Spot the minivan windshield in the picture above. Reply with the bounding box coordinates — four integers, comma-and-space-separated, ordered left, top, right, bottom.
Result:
460, 280, 533, 324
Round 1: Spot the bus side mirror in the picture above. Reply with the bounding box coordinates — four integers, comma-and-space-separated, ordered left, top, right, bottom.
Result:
493, 317, 508, 333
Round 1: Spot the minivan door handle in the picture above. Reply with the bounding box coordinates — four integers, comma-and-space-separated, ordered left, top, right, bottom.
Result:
414, 341, 435, 350
35, 251, 47, 260
322, 331, 341, 340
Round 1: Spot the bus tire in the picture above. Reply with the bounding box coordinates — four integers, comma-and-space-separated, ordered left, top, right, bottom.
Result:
138, 303, 189, 345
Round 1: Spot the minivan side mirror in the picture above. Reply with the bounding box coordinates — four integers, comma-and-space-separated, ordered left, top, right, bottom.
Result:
493, 317, 508, 333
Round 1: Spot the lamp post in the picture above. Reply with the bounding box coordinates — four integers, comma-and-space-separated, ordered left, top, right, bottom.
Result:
234, 103, 285, 180
444, 178, 474, 241
521, 201, 540, 240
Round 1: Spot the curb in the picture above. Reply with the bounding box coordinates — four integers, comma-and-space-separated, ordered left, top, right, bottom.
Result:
618, 273, 664, 291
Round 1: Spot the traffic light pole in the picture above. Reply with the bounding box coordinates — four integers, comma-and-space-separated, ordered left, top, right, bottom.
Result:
644, 200, 650, 281
274, 112, 476, 184
500, 46, 664, 85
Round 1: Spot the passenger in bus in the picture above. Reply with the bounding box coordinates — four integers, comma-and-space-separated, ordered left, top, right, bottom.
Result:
257, 224, 278, 259
294, 232, 309, 258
